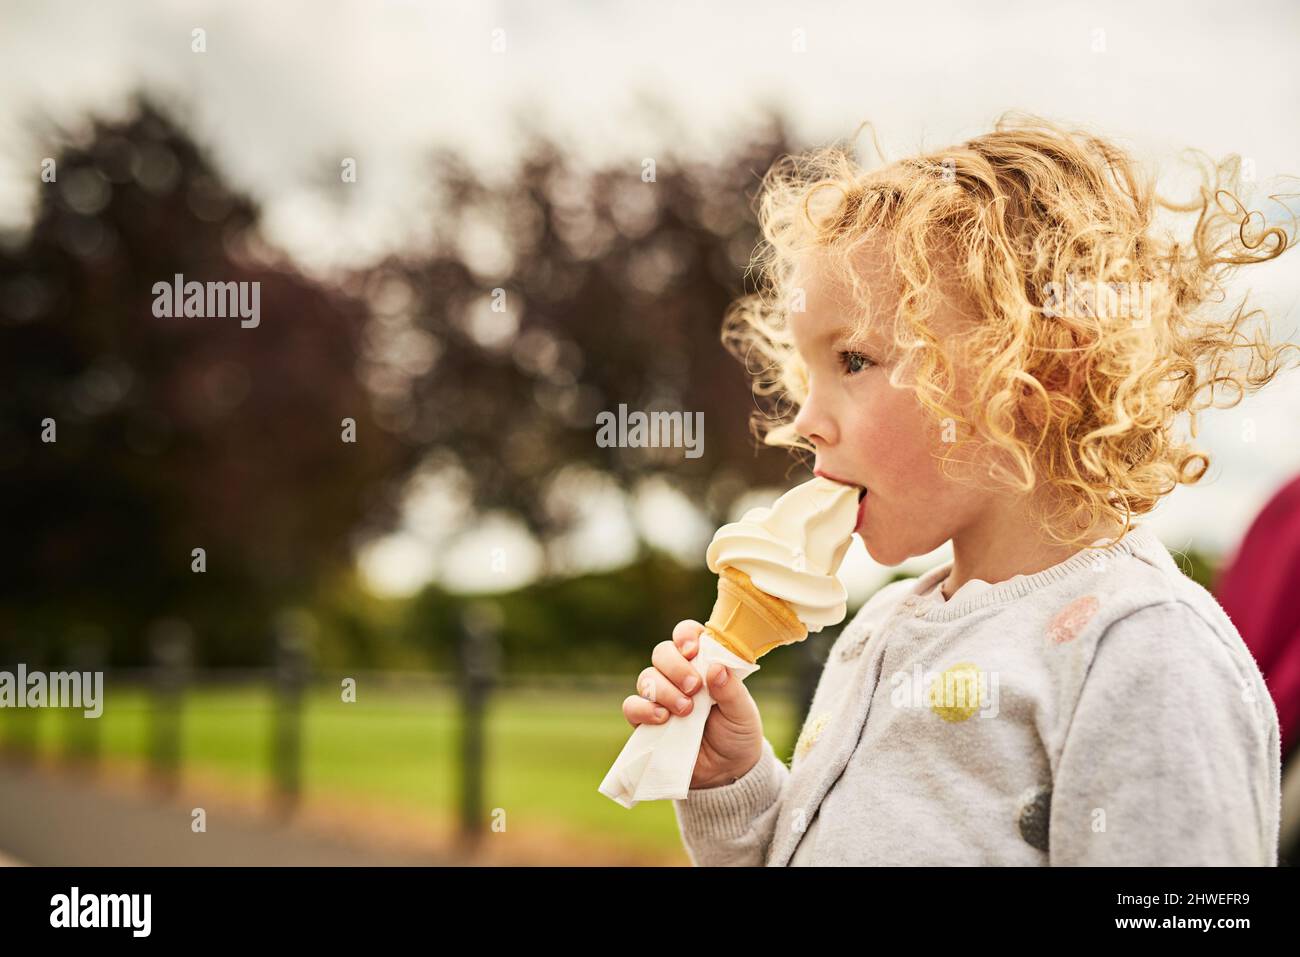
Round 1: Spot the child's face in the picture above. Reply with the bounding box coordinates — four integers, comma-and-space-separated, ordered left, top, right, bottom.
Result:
788, 245, 994, 565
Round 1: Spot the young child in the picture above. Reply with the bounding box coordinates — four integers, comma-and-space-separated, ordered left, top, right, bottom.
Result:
623, 111, 1298, 865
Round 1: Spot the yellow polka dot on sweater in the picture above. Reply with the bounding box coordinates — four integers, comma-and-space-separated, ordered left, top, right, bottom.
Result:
928, 662, 983, 722
795, 711, 832, 758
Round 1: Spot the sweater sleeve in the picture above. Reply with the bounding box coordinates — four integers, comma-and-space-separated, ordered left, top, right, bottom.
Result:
1049, 600, 1279, 865
672, 735, 789, 866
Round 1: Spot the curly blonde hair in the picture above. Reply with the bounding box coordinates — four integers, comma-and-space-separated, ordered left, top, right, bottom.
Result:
723, 111, 1300, 551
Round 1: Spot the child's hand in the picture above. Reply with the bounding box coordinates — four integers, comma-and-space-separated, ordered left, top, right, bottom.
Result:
622, 619, 765, 790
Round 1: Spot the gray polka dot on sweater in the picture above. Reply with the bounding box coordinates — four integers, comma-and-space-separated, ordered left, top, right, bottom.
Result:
838, 629, 872, 661
1017, 784, 1052, 852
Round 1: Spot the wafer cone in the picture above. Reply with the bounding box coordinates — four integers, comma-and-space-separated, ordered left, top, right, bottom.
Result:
703, 566, 808, 664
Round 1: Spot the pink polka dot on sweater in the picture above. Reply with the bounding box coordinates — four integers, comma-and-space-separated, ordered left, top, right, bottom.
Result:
1046, 595, 1099, 644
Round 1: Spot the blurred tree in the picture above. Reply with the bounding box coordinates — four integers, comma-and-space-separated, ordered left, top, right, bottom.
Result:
346, 115, 813, 644
0, 96, 412, 665
352, 115, 808, 546
1, 92, 823, 669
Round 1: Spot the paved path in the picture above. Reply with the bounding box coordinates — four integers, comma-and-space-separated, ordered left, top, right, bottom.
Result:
0, 760, 448, 866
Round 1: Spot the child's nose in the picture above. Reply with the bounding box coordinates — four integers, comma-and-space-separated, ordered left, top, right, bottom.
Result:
794, 397, 834, 446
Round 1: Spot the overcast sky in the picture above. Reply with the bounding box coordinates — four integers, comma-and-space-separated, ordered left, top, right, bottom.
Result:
3, 0, 1299, 599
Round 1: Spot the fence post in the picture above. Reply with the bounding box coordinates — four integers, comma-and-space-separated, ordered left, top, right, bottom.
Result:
66, 628, 107, 766
5, 638, 43, 761
148, 619, 193, 794
456, 601, 501, 853
272, 610, 314, 818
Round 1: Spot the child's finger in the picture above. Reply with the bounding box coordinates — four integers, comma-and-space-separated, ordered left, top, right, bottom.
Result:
622, 694, 670, 727
652, 640, 702, 696
671, 619, 705, 659
636, 665, 694, 716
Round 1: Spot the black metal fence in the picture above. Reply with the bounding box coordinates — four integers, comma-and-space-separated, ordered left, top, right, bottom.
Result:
0, 607, 818, 842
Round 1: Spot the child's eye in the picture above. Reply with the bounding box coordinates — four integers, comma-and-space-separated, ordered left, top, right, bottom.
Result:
838, 351, 875, 375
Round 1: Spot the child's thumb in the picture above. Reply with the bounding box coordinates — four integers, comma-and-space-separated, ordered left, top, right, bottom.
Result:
707, 662, 745, 711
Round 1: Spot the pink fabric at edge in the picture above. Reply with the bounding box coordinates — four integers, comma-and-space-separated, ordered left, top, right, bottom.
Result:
1213, 474, 1300, 761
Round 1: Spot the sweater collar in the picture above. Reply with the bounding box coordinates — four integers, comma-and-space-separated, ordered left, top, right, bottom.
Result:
900, 523, 1163, 622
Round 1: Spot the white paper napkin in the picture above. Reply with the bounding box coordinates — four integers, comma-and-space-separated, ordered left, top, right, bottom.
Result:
598, 631, 761, 807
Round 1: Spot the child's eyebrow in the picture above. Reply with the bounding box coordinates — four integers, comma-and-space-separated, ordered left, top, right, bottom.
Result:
814, 325, 851, 345
819, 325, 877, 349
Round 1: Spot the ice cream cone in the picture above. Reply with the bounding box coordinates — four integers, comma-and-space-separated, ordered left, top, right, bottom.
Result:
598, 477, 858, 808
703, 565, 808, 664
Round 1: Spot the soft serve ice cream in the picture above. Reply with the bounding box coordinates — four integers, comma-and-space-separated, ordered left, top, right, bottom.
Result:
705, 476, 862, 631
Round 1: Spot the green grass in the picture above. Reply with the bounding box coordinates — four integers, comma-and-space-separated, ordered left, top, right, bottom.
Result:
0, 681, 799, 858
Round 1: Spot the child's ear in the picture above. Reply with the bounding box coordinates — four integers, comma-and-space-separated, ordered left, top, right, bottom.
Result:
1038, 327, 1092, 406
1046, 358, 1089, 401
1021, 357, 1090, 429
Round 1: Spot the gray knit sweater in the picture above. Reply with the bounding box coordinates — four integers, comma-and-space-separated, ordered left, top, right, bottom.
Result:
672, 523, 1281, 865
